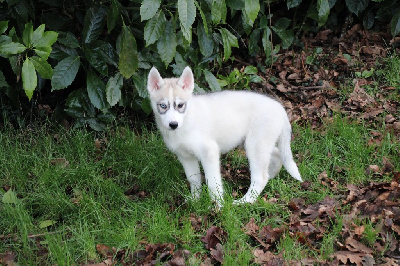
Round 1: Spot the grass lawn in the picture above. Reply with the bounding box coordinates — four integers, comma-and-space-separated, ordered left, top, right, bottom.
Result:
1, 53, 399, 265
0, 113, 399, 264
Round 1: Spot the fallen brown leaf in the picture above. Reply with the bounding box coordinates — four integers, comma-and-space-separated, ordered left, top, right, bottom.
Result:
300, 196, 340, 222
253, 249, 283, 265
50, 158, 69, 168
345, 237, 373, 254
332, 251, 374, 266
201, 226, 227, 250
353, 224, 365, 236
96, 244, 115, 258
0, 251, 16, 265
347, 80, 376, 109
210, 243, 224, 263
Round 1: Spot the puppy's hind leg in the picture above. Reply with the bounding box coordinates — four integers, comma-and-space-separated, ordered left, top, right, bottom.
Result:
268, 147, 283, 180
234, 142, 275, 204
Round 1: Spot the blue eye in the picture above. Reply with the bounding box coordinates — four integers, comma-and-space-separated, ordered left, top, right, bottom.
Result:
160, 103, 167, 109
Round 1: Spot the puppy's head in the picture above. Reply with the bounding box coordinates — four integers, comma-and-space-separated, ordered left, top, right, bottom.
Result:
147, 66, 194, 130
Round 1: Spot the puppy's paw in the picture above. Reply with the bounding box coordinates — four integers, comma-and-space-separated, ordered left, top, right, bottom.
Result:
233, 195, 257, 205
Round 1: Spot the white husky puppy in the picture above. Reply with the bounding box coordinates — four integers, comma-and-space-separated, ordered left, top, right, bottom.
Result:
147, 66, 302, 206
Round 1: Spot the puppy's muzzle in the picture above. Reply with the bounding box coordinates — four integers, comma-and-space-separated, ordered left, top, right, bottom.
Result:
169, 122, 178, 130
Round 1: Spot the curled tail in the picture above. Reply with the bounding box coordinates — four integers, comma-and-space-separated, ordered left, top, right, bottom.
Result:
278, 119, 303, 182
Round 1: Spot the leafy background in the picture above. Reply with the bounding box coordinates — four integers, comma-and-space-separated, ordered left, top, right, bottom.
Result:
0, 0, 399, 130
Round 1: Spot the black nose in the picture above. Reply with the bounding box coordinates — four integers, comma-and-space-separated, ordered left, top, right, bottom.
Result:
169, 122, 178, 130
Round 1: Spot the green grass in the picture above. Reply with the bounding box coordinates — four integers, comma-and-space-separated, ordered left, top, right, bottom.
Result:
0, 115, 399, 264
381, 53, 400, 88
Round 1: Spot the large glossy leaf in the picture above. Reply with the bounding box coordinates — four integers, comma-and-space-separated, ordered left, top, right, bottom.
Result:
274, 17, 291, 29
144, 11, 166, 46
66, 89, 96, 117
97, 41, 118, 68
363, 9, 374, 30
0, 42, 26, 54
32, 31, 58, 48
287, 0, 302, 9
271, 18, 294, 49
0, 35, 11, 46
14, 0, 34, 21
194, 1, 208, 34
66, 90, 83, 108
8, 56, 19, 76
141, 98, 152, 115
345, 0, 368, 16
106, 72, 123, 106
226, 0, 244, 10
219, 28, 238, 60
80, 91, 96, 116
57, 32, 80, 48
391, 11, 400, 37
178, 0, 196, 42
273, 28, 294, 49
211, 0, 226, 24
157, 20, 177, 67
31, 24, 45, 46
249, 28, 261, 55
84, 42, 109, 76
51, 55, 80, 91
22, 22, 33, 46
140, 0, 161, 21
0, 21, 8, 35
107, 0, 120, 33
262, 27, 273, 57
82, 7, 106, 44
0, 70, 8, 88
64, 107, 85, 119
98, 112, 116, 123
244, 0, 260, 27
87, 70, 108, 111
22, 58, 37, 101
34, 46, 52, 60
317, 0, 331, 26
119, 23, 138, 79
50, 45, 78, 61
86, 118, 107, 131
197, 22, 214, 57
30, 56, 53, 79
204, 70, 221, 92
131, 72, 147, 98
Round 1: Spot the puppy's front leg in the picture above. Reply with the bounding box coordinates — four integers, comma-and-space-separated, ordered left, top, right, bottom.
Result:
199, 146, 224, 207
177, 155, 202, 199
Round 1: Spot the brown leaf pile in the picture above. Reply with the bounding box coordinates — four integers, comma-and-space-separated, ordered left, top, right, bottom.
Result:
241, 24, 400, 133
338, 177, 400, 264
83, 225, 228, 265
242, 175, 400, 265
84, 243, 190, 266
201, 226, 227, 264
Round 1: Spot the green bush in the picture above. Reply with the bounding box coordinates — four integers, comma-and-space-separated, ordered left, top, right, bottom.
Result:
0, 0, 399, 129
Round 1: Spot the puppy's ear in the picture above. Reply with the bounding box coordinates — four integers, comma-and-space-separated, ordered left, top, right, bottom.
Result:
178, 66, 194, 93
147, 67, 164, 93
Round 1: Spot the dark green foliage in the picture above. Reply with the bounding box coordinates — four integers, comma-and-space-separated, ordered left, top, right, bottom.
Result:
0, 0, 398, 129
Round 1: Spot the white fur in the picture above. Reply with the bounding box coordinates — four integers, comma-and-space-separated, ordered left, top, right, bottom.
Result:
147, 67, 302, 207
